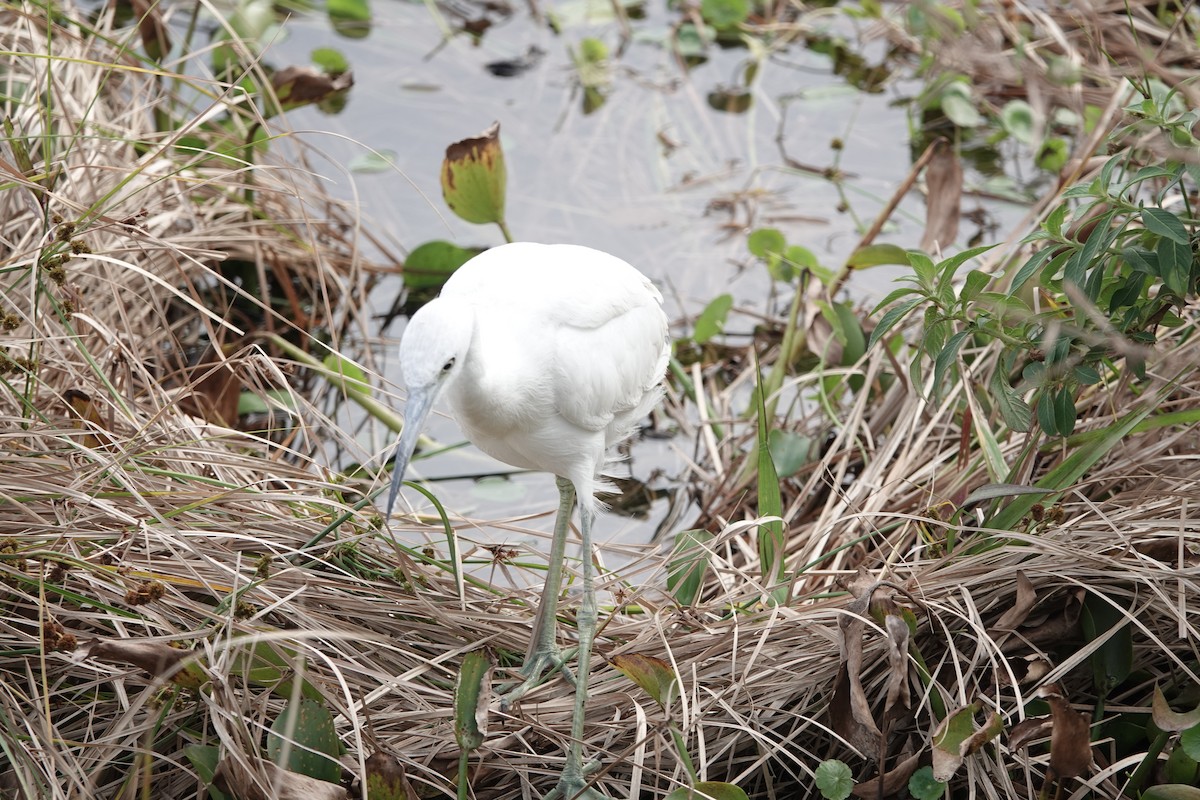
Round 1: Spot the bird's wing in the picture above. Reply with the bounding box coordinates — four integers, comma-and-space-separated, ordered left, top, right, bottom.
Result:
550, 280, 668, 433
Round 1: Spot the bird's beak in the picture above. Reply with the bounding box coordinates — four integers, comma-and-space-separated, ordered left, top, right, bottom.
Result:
383, 386, 435, 518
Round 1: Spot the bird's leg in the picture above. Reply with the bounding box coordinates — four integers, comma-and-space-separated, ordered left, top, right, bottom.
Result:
501, 477, 577, 706
554, 500, 606, 800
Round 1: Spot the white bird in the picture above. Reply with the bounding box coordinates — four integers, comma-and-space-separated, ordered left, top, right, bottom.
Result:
384, 241, 669, 798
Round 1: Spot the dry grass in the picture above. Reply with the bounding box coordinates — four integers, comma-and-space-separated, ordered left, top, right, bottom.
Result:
2, 1, 1199, 799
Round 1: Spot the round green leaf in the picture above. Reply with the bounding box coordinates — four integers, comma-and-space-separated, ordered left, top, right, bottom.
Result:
403, 240, 482, 290
1001, 100, 1036, 144
940, 82, 982, 127
908, 766, 946, 800
266, 697, 342, 783
814, 759, 853, 800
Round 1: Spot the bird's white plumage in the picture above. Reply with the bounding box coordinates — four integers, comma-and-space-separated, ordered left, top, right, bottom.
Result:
384, 242, 668, 799
396, 242, 668, 508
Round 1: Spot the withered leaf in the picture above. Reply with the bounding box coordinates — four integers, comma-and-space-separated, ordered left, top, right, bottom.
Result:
883, 612, 912, 722
212, 756, 347, 800
272, 66, 354, 107
1152, 684, 1200, 732
990, 570, 1037, 634
830, 592, 884, 755
920, 139, 962, 253
931, 701, 1003, 782
83, 639, 206, 689
1046, 692, 1092, 781
851, 750, 921, 798
364, 751, 417, 800
129, 0, 171, 61
1007, 716, 1053, 753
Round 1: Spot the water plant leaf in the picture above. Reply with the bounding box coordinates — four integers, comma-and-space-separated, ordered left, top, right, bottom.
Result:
267, 697, 343, 783
700, 0, 748, 28
272, 65, 354, 109
312, 47, 349, 74
930, 701, 1003, 781
441, 122, 508, 232
815, 759, 854, 800
663, 782, 749, 800
610, 653, 678, 709
349, 150, 397, 174
1000, 100, 1036, 144
694, 293, 733, 343
453, 649, 493, 752
939, 81, 982, 127
403, 240, 482, 290
328, 0, 371, 36
1152, 686, 1200, 732
667, 529, 714, 606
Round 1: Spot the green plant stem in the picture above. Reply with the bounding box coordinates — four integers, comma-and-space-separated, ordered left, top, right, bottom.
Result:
497, 218, 514, 243
1124, 728, 1170, 796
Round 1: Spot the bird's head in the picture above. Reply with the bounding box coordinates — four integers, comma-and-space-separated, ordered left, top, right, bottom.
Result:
384, 297, 473, 517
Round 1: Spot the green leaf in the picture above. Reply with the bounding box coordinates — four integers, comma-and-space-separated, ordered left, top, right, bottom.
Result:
1182, 724, 1200, 761
349, 150, 396, 174
322, 350, 370, 399
1036, 137, 1069, 173
1000, 100, 1036, 144
700, 0, 749, 28
1008, 246, 1055, 294
184, 745, 229, 800
403, 240, 482, 290
1142, 207, 1190, 244
694, 293, 733, 344
1081, 594, 1132, 697
867, 297, 923, 350
939, 81, 982, 127
748, 228, 786, 260
768, 429, 813, 478
1036, 390, 1058, 436
610, 653, 679, 709
663, 782, 749, 800
933, 329, 970, 395
667, 529, 714, 606
847, 243, 909, 268
989, 368, 1032, 433
267, 698, 343, 783
454, 649, 492, 752
1054, 387, 1077, 436
754, 362, 786, 605
311, 47, 349, 74
959, 269, 991, 303
1158, 236, 1191, 295
908, 766, 946, 800
961, 483, 1050, 507
1141, 786, 1200, 800
441, 122, 508, 228
814, 759, 854, 800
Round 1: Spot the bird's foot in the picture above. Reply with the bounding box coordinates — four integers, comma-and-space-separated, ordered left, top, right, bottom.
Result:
500, 647, 578, 708
543, 760, 605, 800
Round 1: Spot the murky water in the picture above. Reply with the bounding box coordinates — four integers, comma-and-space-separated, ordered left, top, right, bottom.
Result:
272, 0, 1022, 554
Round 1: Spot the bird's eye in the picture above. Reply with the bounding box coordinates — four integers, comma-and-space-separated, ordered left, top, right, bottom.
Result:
442, 358, 455, 372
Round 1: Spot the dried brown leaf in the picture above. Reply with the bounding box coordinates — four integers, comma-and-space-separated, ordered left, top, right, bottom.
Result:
212, 756, 347, 800
920, 140, 962, 253
272, 66, 355, 106
1007, 717, 1053, 752
883, 613, 912, 721
990, 570, 1037, 634
1152, 685, 1200, 732
82, 639, 206, 689
851, 750, 921, 799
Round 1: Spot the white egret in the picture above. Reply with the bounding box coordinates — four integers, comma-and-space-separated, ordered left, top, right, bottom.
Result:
384, 242, 669, 798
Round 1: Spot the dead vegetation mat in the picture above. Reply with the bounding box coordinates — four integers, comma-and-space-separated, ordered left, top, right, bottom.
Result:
1, 1, 1199, 799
